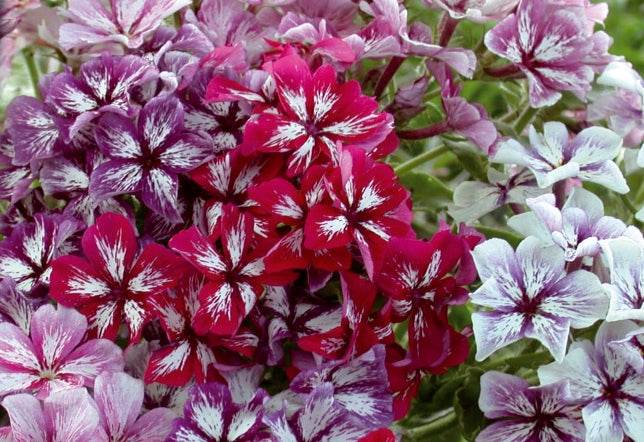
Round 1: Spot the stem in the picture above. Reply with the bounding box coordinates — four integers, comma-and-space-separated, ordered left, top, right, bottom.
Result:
552, 180, 568, 208
374, 56, 404, 99
394, 145, 449, 175
484, 64, 522, 78
397, 121, 449, 140
514, 106, 540, 134
620, 194, 643, 226
22, 47, 41, 98
438, 13, 459, 47
483, 351, 552, 370
472, 224, 523, 245
406, 409, 457, 439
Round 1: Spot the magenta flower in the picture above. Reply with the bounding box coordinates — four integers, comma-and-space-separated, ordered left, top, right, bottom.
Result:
46, 54, 158, 140
471, 237, 608, 361
538, 320, 644, 442
484, 0, 612, 107
509, 188, 628, 261
1, 388, 103, 441
0, 213, 82, 297
59, 0, 191, 50
90, 95, 212, 223
0, 304, 123, 399
493, 122, 629, 193
93, 371, 176, 441
290, 345, 393, 429
168, 382, 267, 442
478, 371, 585, 441
0, 133, 32, 204
169, 205, 295, 336
241, 54, 394, 176
50, 213, 184, 342
304, 148, 412, 279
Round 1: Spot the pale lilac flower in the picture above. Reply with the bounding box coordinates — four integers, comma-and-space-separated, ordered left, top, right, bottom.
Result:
449, 167, 544, 223
46, 54, 158, 141
493, 122, 629, 193
0, 213, 82, 296
168, 382, 267, 441
471, 237, 608, 361
484, 0, 612, 107
1, 388, 103, 441
551, 0, 608, 33
426, 0, 519, 22
59, 0, 191, 50
0, 279, 41, 334
538, 320, 644, 442
264, 383, 369, 441
94, 372, 176, 442
599, 238, 643, 322
290, 345, 393, 429
0, 304, 123, 399
90, 95, 212, 222
508, 188, 627, 261
477, 371, 584, 442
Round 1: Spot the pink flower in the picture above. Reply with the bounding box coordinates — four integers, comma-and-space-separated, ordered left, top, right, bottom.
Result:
426, 0, 519, 22
304, 147, 412, 279
484, 0, 613, 107
0, 304, 123, 399
50, 213, 185, 343
241, 54, 394, 176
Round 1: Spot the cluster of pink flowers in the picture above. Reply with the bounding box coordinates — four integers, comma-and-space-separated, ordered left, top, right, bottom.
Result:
0, 0, 642, 441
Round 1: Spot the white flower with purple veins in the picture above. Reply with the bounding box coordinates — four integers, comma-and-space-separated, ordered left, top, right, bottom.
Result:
426, 0, 520, 22
90, 95, 212, 223
477, 371, 585, 442
509, 188, 627, 262
289, 345, 393, 429
46, 54, 158, 141
449, 167, 544, 223
59, 0, 191, 50
493, 122, 629, 193
538, 320, 644, 442
470, 237, 608, 362
600, 238, 643, 322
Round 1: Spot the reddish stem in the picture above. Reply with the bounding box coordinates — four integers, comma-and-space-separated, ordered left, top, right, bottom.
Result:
438, 14, 459, 47
484, 64, 523, 78
374, 56, 404, 99
397, 121, 449, 140
553, 180, 568, 208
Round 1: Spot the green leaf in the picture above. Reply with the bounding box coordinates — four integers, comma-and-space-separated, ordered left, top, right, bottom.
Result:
448, 145, 488, 182
400, 171, 453, 211
454, 368, 487, 441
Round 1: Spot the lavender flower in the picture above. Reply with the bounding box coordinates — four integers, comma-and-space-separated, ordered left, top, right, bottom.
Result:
600, 238, 643, 322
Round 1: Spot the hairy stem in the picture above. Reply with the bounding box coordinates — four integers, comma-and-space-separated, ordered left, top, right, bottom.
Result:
22, 47, 41, 99
394, 145, 449, 175
438, 13, 459, 47
406, 409, 457, 439
514, 106, 540, 134
397, 121, 449, 140
374, 56, 404, 99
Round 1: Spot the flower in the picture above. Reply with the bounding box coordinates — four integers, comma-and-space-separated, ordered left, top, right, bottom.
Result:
90, 95, 212, 223
50, 213, 184, 342
1, 388, 103, 441
493, 122, 628, 193
168, 382, 267, 442
449, 167, 544, 223
470, 236, 607, 361
599, 238, 643, 322
508, 188, 627, 261
304, 147, 412, 279
376, 231, 470, 370
93, 371, 176, 441
241, 54, 394, 176
290, 345, 393, 429
264, 383, 370, 441
169, 205, 295, 336
0, 304, 123, 399
426, 0, 520, 22
59, 0, 191, 50
538, 320, 644, 442
0, 278, 41, 334
0, 133, 32, 204
0, 213, 82, 297
477, 371, 585, 441
46, 54, 158, 140
484, 0, 611, 107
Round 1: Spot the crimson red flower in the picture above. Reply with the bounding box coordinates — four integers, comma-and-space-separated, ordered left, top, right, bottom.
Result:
304, 147, 412, 279
169, 205, 296, 337
241, 54, 394, 176
50, 213, 184, 342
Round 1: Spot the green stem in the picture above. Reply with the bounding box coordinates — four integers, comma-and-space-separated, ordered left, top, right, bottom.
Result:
472, 224, 523, 245
406, 409, 457, 439
620, 194, 643, 226
394, 145, 449, 175
22, 47, 41, 98
514, 106, 539, 134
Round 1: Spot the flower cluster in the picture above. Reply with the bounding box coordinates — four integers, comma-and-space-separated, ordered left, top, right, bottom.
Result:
0, 0, 642, 441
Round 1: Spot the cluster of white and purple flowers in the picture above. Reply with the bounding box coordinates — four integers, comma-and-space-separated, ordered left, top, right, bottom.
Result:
0, 0, 641, 441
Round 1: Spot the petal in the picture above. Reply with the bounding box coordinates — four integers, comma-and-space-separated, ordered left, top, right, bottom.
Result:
569, 126, 623, 165
248, 178, 305, 223
477, 420, 539, 442
46, 72, 98, 116
582, 400, 624, 442
127, 243, 182, 297
273, 55, 313, 122
1, 394, 47, 442
50, 256, 112, 306
127, 407, 177, 442
205, 76, 265, 103
95, 113, 142, 159
577, 161, 629, 194
304, 205, 352, 250
44, 388, 101, 441
183, 383, 233, 440
525, 314, 571, 362
81, 213, 138, 285
478, 371, 532, 418
145, 341, 195, 387
193, 281, 255, 336
139, 96, 184, 152
29, 305, 86, 371
515, 237, 565, 300
472, 311, 527, 361
40, 157, 90, 195
169, 227, 226, 278
220, 206, 254, 269
89, 160, 143, 200
94, 372, 143, 440
141, 168, 182, 223
158, 135, 212, 173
